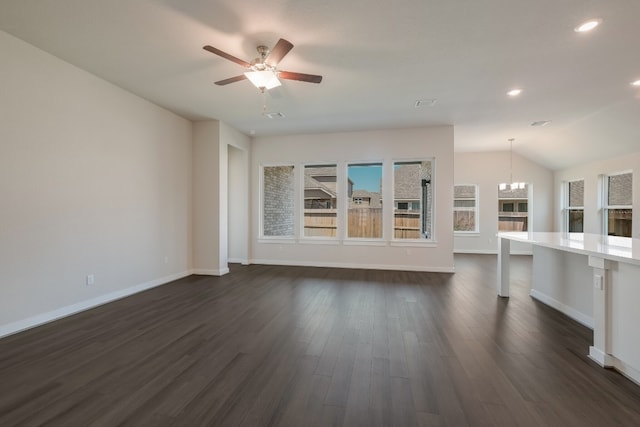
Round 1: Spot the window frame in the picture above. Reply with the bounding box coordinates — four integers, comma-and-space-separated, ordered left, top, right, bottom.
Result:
300, 162, 339, 241
498, 183, 531, 233
564, 179, 584, 233
345, 161, 384, 242
391, 158, 435, 242
601, 171, 633, 237
453, 184, 479, 234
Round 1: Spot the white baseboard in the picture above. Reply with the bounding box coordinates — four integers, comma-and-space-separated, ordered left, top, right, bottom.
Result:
192, 268, 230, 276
227, 258, 249, 265
249, 258, 455, 273
0, 270, 192, 339
530, 289, 594, 329
588, 346, 614, 367
454, 249, 497, 254
589, 347, 640, 386
611, 357, 640, 386
453, 250, 533, 255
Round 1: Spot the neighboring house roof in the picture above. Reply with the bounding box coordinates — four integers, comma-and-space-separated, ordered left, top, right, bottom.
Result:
304, 166, 337, 177
304, 175, 336, 198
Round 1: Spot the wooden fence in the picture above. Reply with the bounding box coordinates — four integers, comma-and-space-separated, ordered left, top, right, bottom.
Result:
498, 212, 528, 232
304, 209, 337, 237
393, 212, 421, 239
348, 208, 382, 238
304, 208, 421, 238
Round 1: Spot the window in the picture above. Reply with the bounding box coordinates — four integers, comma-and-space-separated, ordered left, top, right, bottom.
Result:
393, 160, 433, 239
565, 180, 584, 232
604, 172, 632, 237
262, 165, 295, 237
303, 164, 338, 237
347, 163, 383, 238
498, 183, 529, 232
502, 202, 514, 212
454, 184, 478, 232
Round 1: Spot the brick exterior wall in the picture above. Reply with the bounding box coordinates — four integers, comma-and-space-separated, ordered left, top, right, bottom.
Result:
263, 166, 295, 236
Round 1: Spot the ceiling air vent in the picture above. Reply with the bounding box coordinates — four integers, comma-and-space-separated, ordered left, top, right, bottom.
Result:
531, 120, 551, 127
414, 99, 437, 108
264, 112, 285, 119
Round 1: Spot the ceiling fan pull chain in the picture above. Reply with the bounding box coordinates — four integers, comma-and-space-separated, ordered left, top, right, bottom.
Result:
262, 89, 267, 116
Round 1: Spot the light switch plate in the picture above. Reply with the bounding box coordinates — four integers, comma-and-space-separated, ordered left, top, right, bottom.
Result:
594, 274, 603, 290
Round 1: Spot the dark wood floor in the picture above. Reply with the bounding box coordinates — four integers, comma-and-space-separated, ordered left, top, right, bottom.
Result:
1, 255, 640, 426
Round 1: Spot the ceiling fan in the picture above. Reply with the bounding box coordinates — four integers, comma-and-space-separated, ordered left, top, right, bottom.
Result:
203, 38, 322, 91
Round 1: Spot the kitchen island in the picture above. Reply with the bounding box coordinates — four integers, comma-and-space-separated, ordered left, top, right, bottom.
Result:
498, 232, 640, 385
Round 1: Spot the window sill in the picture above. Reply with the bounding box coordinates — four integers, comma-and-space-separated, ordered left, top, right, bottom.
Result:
454, 232, 480, 237
299, 238, 340, 245
257, 237, 297, 244
390, 240, 437, 248
343, 239, 387, 247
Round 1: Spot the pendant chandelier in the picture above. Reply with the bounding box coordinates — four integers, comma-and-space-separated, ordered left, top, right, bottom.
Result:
499, 138, 525, 191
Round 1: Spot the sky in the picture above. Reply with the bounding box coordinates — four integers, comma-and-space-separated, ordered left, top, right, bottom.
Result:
348, 164, 382, 192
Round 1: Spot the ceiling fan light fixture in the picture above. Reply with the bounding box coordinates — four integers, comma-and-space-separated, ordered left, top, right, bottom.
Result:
574, 18, 602, 33
244, 70, 281, 90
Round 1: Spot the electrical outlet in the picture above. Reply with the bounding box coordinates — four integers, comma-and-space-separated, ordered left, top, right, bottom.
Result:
86, 274, 95, 286
164, 256, 168, 264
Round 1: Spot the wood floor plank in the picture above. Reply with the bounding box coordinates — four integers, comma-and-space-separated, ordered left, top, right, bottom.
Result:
1, 255, 640, 426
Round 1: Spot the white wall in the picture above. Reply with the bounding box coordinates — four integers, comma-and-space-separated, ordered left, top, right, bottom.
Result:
221, 123, 251, 264
454, 151, 554, 254
228, 145, 250, 263
250, 126, 455, 272
0, 31, 193, 336
192, 120, 223, 275
530, 247, 593, 327
553, 151, 640, 238
192, 121, 251, 273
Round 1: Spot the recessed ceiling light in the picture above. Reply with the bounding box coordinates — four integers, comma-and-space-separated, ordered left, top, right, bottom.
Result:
531, 120, 551, 127
507, 89, 522, 97
631, 80, 640, 87
415, 99, 437, 108
574, 18, 602, 33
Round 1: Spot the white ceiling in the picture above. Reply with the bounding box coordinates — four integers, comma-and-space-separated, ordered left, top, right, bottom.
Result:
1, 0, 639, 170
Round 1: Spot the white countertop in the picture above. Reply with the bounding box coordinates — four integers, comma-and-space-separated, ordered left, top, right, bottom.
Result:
498, 232, 640, 266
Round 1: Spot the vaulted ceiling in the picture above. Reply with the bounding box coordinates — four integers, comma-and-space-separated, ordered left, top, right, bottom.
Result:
1, 0, 638, 170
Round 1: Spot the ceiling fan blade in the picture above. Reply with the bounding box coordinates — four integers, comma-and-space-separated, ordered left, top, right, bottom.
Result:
203, 45, 251, 68
215, 75, 248, 86
265, 38, 294, 67
278, 71, 323, 84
